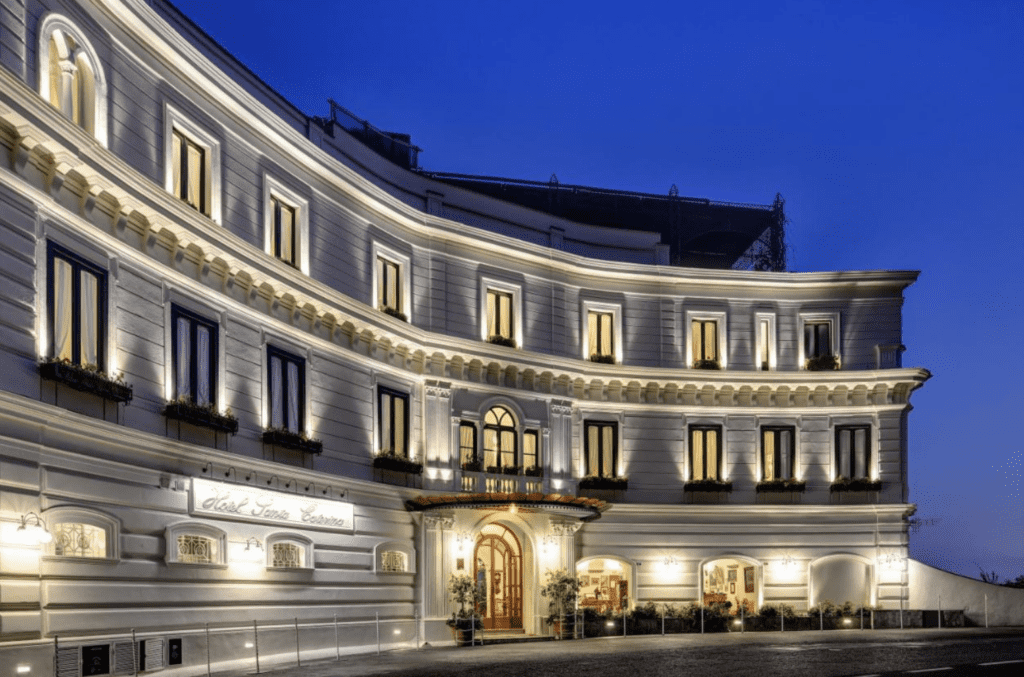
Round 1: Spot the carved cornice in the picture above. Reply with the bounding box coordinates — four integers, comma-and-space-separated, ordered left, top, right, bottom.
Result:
423, 513, 455, 530
0, 71, 929, 415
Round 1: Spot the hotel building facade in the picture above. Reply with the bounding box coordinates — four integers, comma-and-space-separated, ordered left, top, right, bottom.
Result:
11, 1, 1011, 675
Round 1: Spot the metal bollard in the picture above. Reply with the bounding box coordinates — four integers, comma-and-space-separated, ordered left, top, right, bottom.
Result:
132, 629, 138, 677
376, 612, 381, 655
334, 614, 340, 661
253, 620, 261, 674
294, 618, 301, 667
740, 607, 744, 633
701, 606, 705, 634
985, 594, 989, 628
205, 623, 211, 677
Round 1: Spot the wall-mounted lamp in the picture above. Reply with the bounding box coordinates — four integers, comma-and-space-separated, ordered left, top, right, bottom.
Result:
18, 512, 52, 545
663, 555, 679, 569
455, 531, 472, 553
509, 503, 517, 515
245, 538, 263, 553
266, 475, 278, 487
877, 553, 904, 570
224, 467, 235, 479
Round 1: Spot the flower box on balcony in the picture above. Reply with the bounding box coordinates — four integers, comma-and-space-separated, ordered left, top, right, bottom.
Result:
39, 360, 133, 403
693, 359, 721, 370
578, 476, 628, 490
486, 335, 517, 349
262, 429, 323, 454
373, 453, 423, 474
805, 354, 840, 371
588, 354, 615, 364
524, 465, 543, 478
756, 479, 806, 492
461, 460, 483, 473
487, 465, 521, 476
830, 477, 881, 492
163, 401, 238, 434
684, 479, 733, 492
381, 306, 407, 322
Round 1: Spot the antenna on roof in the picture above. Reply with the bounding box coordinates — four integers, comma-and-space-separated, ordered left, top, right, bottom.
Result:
549, 173, 559, 186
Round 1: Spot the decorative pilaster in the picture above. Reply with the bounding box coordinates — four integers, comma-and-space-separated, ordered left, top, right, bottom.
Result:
551, 519, 582, 572
549, 401, 573, 479
422, 512, 455, 618
423, 381, 452, 467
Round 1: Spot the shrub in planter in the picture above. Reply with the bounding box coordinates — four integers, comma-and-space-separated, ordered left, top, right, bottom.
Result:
486, 335, 517, 349
830, 476, 882, 491
446, 573, 484, 645
805, 353, 840, 371
381, 306, 407, 322
163, 398, 238, 434
373, 451, 423, 474
460, 459, 483, 472
684, 479, 733, 492
693, 359, 721, 370
262, 428, 323, 454
485, 465, 520, 476
39, 359, 133, 403
524, 465, 543, 477
579, 475, 628, 490
540, 569, 581, 638
756, 478, 806, 492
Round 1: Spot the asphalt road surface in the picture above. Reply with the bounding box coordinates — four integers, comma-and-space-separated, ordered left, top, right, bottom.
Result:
232, 628, 1024, 677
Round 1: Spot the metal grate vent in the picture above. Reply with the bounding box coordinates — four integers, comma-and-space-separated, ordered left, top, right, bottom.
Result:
55, 646, 79, 677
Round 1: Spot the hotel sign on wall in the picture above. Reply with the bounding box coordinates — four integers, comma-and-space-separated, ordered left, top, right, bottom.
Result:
191, 478, 353, 531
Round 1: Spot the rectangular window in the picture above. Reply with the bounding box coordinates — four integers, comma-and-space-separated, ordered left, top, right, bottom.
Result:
690, 425, 722, 481
588, 311, 614, 361
48, 243, 107, 370
523, 430, 539, 470
171, 128, 207, 215
835, 425, 871, 480
172, 306, 217, 406
691, 319, 719, 365
486, 289, 514, 341
459, 421, 477, 466
761, 426, 795, 481
377, 257, 401, 314
584, 421, 618, 478
267, 346, 304, 433
379, 386, 409, 458
271, 196, 297, 266
805, 322, 832, 359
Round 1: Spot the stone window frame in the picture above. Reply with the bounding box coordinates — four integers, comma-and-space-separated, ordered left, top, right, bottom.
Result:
685, 309, 728, 369
164, 522, 227, 568
38, 13, 109, 147
262, 174, 310, 274
479, 277, 523, 349
42, 506, 121, 562
754, 312, 777, 371
373, 540, 415, 574
163, 103, 222, 224
581, 300, 622, 364
799, 311, 841, 368
265, 532, 314, 570
371, 241, 412, 321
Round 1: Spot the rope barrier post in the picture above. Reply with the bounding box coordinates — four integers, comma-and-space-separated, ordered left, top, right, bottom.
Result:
860, 606, 864, 630
622, 611, 626, 637
205, 623, 211, 677
938, 596, 942, 628
819, 608, 823, 631
662, 607, 665, 636
294, 618, 301, 667
985, 594, 989, 628
334, 614, 340, 660
132, 629, 137, 677
740, 606, 744, 633
701, 605, 704, 634
376, 612, 381, 655
253, 620, 260, 674
780, 605, 784, 632
899, 595, 904, 629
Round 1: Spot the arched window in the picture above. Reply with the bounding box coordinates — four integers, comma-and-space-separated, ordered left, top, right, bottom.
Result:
165, 522, 226, 567
44, 506, 120, 560
265, 533, 313, 570
483, 406, 517, 472
38, 14, 108, 146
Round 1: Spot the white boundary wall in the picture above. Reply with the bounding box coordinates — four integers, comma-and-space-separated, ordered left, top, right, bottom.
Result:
908, 559, 1024, 626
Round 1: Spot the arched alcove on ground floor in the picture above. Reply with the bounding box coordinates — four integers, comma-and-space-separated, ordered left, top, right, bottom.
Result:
809, 554, 874, 608
576, 556, 634, 616
700, 555, 762, 615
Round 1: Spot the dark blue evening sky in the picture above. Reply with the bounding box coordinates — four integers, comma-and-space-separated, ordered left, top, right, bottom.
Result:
169, 0, 1023, 580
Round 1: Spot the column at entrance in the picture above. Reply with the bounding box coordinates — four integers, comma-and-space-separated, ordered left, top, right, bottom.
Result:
551, 520, 581, 573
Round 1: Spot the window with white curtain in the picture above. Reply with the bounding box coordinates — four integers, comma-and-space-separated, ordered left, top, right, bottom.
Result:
47, 30, 95, 134
171, 306, 217, 406
584, 421, 618, 478
171, 128, 208, 215
459, 421, 477, 467
835, 425, 871, 480
689, 425, 722, 481
47, 242, 106, 370
483, 406, 517, 470
761, 426, 795, 481
378, 386, 408, 457
271, 196, 297, 266
588, 310, 614, 361
486, 289, 514, 341
523, 430, 539, 470
267, 346, 304, 433
805, 321, 832, 359
691, 319, 719, 365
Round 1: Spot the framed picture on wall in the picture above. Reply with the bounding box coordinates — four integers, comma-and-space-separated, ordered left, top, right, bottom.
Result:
728, 569, 737, 582
730, 582, 735, 594
457, 558, 465, 570
744, 567, 755, 593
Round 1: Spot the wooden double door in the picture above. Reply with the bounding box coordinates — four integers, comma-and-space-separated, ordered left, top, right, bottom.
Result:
473, 524, 523, 630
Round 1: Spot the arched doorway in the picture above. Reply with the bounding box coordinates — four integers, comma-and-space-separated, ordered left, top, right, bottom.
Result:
474, 523, 523, 630
702, 557, 760, 616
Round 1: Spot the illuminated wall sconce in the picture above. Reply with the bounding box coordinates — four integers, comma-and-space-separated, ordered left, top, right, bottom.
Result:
455, 531, 472, 553
509, 503, 517, 515
542, 534, 558, 555
17, 512, 53, 545
877, 552, 905, 570
17, 666, 32, 674
663, 555, 679, 568
233, 537, 264, 564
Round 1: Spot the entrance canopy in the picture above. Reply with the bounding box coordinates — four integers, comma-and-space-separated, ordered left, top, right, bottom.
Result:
405, 492, 608, 521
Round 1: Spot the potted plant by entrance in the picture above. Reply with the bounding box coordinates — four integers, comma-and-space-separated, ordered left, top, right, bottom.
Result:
446, 573, 484, 646
540, 568, 582, 639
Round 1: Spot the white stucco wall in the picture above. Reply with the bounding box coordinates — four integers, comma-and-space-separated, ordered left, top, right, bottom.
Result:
908, 559, 1024, 626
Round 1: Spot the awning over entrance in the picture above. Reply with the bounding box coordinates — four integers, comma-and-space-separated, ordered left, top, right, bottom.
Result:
405, 492, 608, 521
